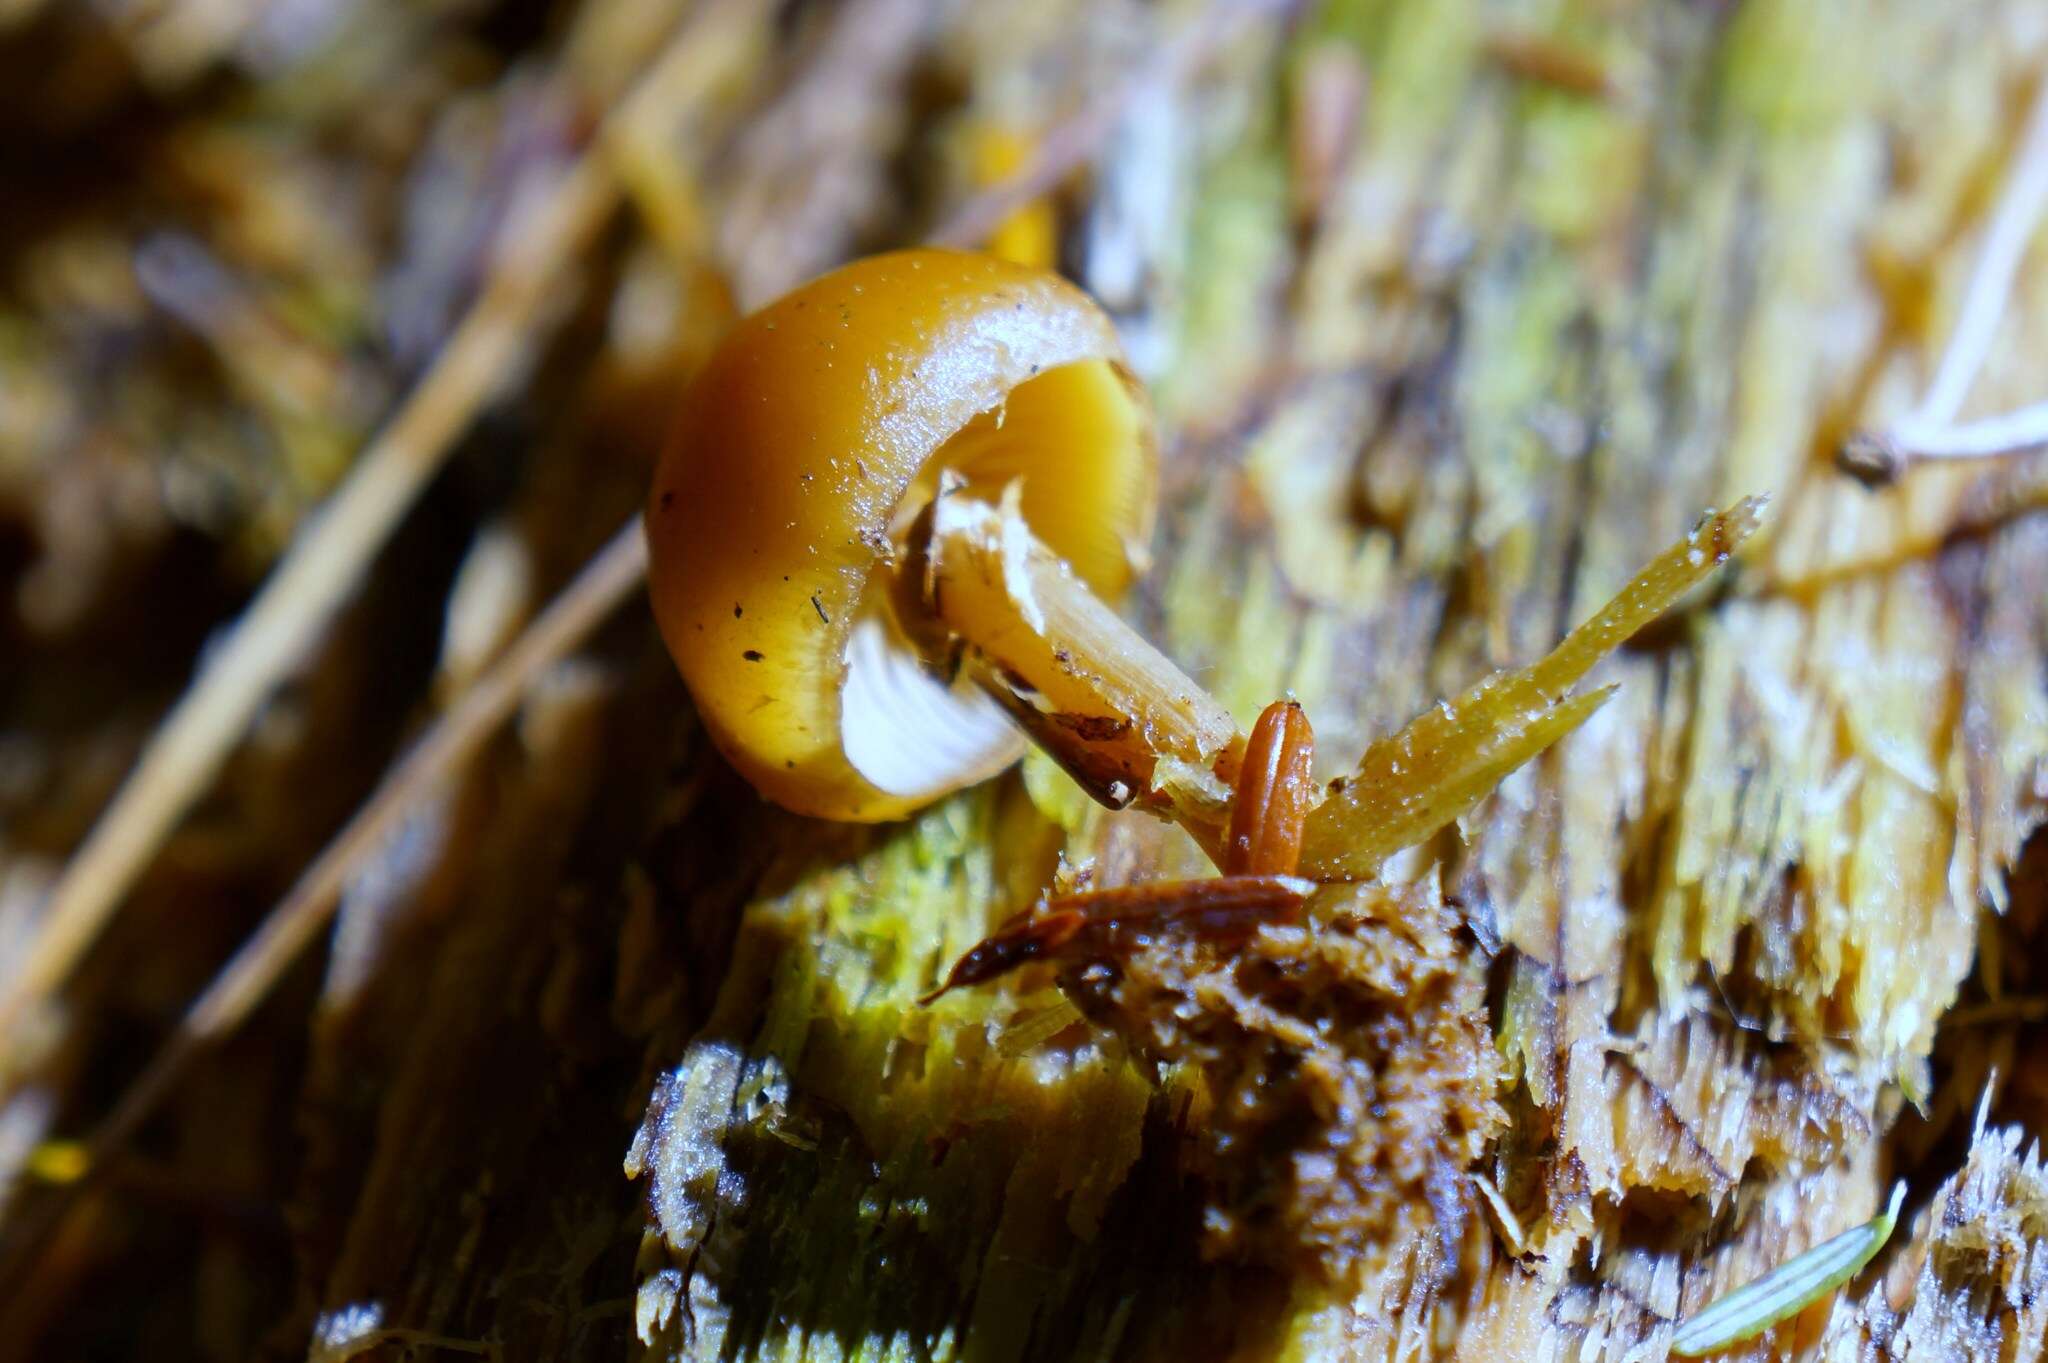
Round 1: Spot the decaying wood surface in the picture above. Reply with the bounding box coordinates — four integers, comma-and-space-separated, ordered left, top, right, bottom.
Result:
1, 2, 2046, 1361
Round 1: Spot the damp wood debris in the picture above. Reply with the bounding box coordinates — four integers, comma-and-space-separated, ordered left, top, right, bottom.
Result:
2, 3, 2048, 1363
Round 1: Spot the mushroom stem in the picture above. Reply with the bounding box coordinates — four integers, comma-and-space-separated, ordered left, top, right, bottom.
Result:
905, 484, 1243, 824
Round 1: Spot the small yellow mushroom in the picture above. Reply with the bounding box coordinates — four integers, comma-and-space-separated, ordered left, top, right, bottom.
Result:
647, 247, 1757, 871
646, 248, 1209, 821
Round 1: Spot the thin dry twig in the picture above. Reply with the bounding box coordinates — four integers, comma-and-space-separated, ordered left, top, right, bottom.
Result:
1841, 81, 2048, 484
0, 1, 761, 1050
0, 159, 611, 1040
86, 521, 648, 1175
0, 526, 649, 1294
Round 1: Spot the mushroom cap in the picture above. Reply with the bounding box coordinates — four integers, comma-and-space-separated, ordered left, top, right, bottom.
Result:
646, 249, 1156, 821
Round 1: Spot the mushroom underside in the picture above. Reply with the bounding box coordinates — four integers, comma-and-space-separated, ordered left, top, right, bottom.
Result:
836, 355, 1152, 806
840, 613, 1022, 802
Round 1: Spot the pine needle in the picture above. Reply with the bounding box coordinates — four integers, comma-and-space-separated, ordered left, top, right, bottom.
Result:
1671, 1182, 1907, 1356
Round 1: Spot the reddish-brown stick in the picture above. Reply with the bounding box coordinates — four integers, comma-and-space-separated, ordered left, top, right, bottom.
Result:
923, 699, 1319, 1003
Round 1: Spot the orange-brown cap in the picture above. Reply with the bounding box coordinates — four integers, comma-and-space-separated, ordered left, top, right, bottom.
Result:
646, 249, 1156, 821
